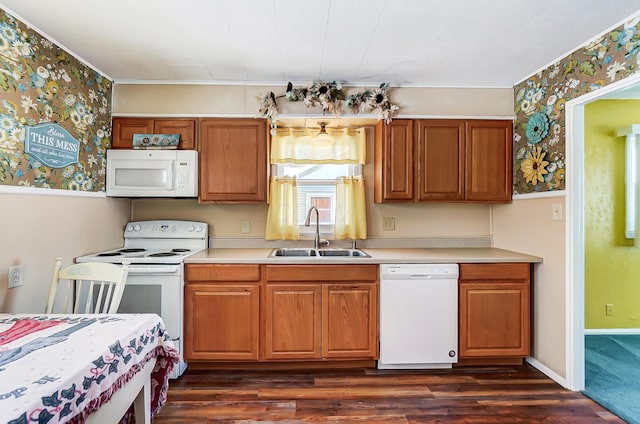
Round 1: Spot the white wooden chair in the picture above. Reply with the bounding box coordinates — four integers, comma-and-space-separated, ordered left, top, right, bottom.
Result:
45, 257, 129, 314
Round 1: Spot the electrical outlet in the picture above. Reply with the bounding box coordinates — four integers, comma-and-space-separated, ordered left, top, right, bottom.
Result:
383, 217, 395, 231
8, 265, 23, 288
241, 220, 251, 234
606, 303, 614, 316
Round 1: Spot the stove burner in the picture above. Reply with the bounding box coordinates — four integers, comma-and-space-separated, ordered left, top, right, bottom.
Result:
118, 248, 147, 253
172, 248, 190, 253
148, 252, 179, 257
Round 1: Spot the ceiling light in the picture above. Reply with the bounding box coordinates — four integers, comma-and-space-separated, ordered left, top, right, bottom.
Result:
312, 122, 334, 146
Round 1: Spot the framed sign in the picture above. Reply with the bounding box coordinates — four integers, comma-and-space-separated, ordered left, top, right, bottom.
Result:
24, 123, 81, 168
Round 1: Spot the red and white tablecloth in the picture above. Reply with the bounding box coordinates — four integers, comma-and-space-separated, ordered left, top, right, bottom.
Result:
0, 313, 178, 423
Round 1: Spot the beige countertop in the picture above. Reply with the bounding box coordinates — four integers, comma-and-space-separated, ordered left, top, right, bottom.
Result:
185, 247, 542, 264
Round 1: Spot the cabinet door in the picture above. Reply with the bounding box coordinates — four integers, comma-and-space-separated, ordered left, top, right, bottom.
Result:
459, 281, 530, 358
198, 118, 267, 203
154, 119, 196, 150
111, 117, 153, 149
416, 120, 465, 201
184, 284, 260, 361
322, 283, 378, 359
265, 284, 321, 360
374, 119, 414, 202
465, 120, 513, 202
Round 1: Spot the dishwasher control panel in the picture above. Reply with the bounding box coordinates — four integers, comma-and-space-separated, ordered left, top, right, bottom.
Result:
380, 263, 459, 279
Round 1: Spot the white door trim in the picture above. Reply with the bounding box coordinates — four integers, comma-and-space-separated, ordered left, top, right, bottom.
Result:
565, 72, 640, 391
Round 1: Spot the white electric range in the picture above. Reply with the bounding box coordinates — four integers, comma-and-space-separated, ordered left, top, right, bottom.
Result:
76, 220, 208, 378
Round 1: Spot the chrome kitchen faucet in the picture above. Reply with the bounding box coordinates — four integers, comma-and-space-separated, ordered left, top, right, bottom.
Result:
304, 206, 329, 250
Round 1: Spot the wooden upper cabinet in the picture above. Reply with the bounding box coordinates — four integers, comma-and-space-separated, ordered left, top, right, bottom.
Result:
374, 119, 414, 202
154, 119, 197, 150
198, 118, 268, 203
111, 117, 196, 149
375, 119, 513, 203
111, 118, 153, 149
416, 120, 465, 201
465, 120, 513, 202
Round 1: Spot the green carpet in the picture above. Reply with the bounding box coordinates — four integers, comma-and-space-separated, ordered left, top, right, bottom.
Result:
584, 334, 640, 423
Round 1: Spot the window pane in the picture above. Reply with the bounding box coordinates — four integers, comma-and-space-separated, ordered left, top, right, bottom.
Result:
311, 196, 332, 224
274, 162, 361, 229
282, 164, 351, 179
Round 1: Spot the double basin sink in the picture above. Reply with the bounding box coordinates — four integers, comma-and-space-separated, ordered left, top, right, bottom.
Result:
269, 248, 370, 258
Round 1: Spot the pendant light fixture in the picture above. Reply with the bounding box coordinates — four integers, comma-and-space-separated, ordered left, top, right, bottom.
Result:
312, 121, 335, 146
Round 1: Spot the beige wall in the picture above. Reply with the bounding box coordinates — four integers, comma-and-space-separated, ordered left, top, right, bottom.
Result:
493, 196, 566, 376
0, 193, 130, 313
112, 84, 515, 117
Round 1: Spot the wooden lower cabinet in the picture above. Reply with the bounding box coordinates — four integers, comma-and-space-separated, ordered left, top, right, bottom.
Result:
185, 263, 378, 364
458, 263, 531, 361
323, 284, 378, 359
184, 264, 261, 361
264, 284, 322, 360
265, 264, 379, 361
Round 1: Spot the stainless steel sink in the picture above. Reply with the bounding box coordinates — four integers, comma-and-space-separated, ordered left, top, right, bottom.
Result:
270, 248, 317, 257
269, 248, 369, 258
317, 249, 369, 257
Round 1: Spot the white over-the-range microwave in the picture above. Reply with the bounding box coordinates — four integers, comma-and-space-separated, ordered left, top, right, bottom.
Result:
106, 149, 198, 197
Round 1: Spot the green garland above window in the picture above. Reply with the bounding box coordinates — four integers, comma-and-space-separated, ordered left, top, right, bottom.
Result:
257, 81, 399, 127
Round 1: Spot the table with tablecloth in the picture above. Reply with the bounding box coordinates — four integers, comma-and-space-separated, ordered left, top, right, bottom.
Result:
0, 313, 178, 424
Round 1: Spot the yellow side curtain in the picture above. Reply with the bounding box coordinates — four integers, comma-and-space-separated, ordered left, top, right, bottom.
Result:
335, 176, 367, 240
265, 176, 300, 240
270, 127, 366, 164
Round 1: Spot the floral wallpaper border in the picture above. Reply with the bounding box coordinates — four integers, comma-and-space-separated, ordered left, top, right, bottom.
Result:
514, 15, 640, 194
0, 8, 112, 192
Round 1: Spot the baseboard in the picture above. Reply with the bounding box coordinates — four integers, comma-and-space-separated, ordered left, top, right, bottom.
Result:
525, 357, 568, 389
584, 328, 640, 335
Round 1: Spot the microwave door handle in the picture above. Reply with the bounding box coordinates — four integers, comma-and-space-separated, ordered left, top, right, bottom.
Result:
167, 162, 175, 190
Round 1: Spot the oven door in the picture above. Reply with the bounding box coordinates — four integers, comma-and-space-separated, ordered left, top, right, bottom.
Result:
118, 264, 183, 340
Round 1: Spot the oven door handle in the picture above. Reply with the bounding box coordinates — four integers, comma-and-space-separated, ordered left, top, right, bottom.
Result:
125, 265, 181, 274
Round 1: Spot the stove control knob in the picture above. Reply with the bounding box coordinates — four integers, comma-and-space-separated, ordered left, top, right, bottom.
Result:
195, 225, 203, 232
133, 224, 141, 231
188, 225, 195, 232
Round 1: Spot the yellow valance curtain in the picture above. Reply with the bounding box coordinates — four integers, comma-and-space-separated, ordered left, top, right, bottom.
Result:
265, 176, 300, 240
270, 127, 366, 164
335, 176, 367, 240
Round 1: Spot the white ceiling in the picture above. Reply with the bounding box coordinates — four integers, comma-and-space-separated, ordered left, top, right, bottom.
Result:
1, 0, 640, 87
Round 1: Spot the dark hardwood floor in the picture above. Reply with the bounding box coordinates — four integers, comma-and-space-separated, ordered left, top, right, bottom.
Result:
155, 364, 624, 423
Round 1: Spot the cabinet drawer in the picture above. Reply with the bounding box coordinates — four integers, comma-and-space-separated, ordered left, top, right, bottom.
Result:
186, 264, 261, 282
459, 263, 530, 280
265, 265, 378, 282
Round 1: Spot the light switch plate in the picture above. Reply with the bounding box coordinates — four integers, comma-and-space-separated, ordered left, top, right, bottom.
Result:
551, 203, 563, 221
383, 217, 395, 231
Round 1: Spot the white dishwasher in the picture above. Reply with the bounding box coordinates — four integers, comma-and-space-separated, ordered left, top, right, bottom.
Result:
378, 263, 459, 369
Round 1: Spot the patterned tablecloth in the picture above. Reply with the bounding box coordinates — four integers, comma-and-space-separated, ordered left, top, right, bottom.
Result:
0, 313, 179, 424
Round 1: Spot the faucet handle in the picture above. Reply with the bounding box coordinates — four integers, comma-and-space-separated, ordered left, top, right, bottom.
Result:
319, 239, 330, 247
351, 239, 357, 249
